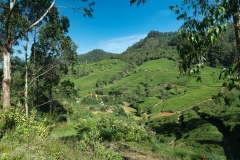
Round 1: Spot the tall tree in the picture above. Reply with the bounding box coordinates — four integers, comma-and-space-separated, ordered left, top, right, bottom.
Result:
0, 0, 94, 108
0, 0, 56, 108
30, 7, 77, 113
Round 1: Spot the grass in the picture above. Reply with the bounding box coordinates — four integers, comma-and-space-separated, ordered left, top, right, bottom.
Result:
51, 123, 77, 138
138, 97, 161, 111
176, 109, 225, 159
123, 106, 137, 114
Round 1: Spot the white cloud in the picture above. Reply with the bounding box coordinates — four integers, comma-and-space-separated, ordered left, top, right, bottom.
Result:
98, 34, 147, 53
152, 10, 172, 21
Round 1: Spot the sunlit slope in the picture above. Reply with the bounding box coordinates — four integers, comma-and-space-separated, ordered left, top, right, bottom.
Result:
117, 58, 179, 87
152, 86, 221, 112
62, 59, 126, 95
63, 58, 223, 111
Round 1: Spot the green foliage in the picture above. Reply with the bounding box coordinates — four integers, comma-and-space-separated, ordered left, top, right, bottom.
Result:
146, 114, 179, 142
74, 117, 126, 159
0, 107, 50, 142
151, 86, 220, 114
59, 79, 78, 98
114, 106, 127, 117
115, 31, 178, 66
75, 117, 153, 142
146, 109, 226, 159
130, 0, 146, 6
81, 97, 99, 105
178, 110, 224, 155
0, 135, 93, 160
137, 97, 160, 114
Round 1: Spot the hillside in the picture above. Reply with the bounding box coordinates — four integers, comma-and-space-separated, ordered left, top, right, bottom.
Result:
59, 56, 240, 159
55, 29, 239, 159
114, 30, 179, 66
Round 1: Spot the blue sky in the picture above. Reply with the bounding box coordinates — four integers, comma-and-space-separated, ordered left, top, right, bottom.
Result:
56, 0, 183, 54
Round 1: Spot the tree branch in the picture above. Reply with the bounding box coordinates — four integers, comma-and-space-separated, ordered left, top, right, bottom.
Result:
5, 0, 16, 44
56, 5, 84, 12
34, 99, 56, 108
12, 0, 56, 44
28, 64, 56, 86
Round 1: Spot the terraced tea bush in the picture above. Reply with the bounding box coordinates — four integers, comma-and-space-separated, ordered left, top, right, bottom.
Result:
177, 110, 224, 156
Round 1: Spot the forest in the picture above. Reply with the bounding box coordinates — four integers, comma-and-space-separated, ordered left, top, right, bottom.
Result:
0, 0, 240, 160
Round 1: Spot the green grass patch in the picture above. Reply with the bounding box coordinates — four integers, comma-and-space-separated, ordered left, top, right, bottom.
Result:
51, 123, 77, 138
152, 86, 221, 113
123, 106, 137, 114
177, 109, 225, 159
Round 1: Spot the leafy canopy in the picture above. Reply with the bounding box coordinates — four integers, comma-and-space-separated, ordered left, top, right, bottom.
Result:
170, 0, 240, 90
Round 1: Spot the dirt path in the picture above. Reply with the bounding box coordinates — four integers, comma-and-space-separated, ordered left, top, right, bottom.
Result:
153, 100, 162, 107
153, 112, 175, 118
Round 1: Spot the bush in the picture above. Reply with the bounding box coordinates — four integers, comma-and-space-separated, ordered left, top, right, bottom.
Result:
81, 97, 98, 105
74, 118, 122, 159
0, 108, 50, 143
75, 117, 154, 142
100, 106, 107, 112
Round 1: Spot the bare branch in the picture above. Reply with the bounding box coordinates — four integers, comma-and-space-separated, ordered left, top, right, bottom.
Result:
28, 64, 56, 86
34, 99, 56, 108
56, 5, 84, 12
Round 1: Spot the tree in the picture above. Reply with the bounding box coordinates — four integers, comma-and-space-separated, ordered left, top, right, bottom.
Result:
130, 0, 146, 6
29, 7, 76, 113
170, 0, 240, 90
0, 0, 57, 108
0, 0, 94, 108
60, 36, 78, 74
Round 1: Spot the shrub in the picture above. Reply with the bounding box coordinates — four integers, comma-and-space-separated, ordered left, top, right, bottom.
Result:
100, 106, 107, 112
0, 108, 50, 143
74, 118, 122, 159
75, 117, 154, 142
81, 97, 98, 105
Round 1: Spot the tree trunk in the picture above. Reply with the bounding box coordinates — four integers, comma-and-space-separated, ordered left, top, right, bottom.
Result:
25, 59, 28, 116
2, 48, 11, 108
233, 9, 240, 55
33, 27, 37, 107
49, 82, 53, 115
25, 35, 29, 117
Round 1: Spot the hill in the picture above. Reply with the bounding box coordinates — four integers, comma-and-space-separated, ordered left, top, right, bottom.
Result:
114, 30, 179, 66
78, 49, 115, 63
